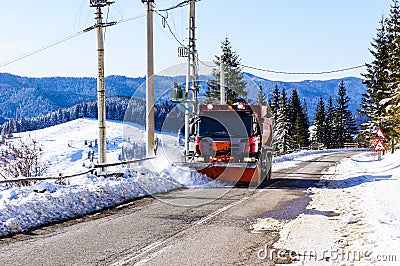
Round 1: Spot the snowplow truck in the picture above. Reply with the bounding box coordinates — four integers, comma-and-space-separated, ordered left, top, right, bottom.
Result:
187, 103, 273, 185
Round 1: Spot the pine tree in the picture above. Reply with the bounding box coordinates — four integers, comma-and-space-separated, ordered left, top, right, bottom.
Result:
360, 0, 400, 147
314, 97, 326, 145
386, 0, 400, 143
301, 99, 310, 144
274, 88, 293, 153
361, 17, 391, 141
205, 38, 247, 104
302, 98, 309, 126
289, 89, 310, 148
325, 96, 336, 148
334, 81, 358, 148
269, 85, 280, 123
256, 85, 267, 105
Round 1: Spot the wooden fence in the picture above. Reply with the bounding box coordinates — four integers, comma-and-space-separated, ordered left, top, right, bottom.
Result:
0, 157, 155, 185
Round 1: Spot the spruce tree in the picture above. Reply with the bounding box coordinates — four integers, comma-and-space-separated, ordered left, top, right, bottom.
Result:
302, 99, 310, 144
361, 17, 391, 141
314, 97, 326, 145
289, 89, 310, 148
256, 85, 267, 105
205, 38, 247, 104
269, 85, 280, 123
334, 81, 358, 148
325, 96, 336, 148
386, 0, 400, 143
302, 98, 310, 126
274, 88, 293, 153
269, 85, 280, 148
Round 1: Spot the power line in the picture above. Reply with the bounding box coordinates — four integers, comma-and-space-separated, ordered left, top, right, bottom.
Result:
151, 2, 366, 76
0, 14, 145, 69
154, 0, 198, 12
115, 14, 145, 24
155, 11, 186, 47
1, 2, 365, 77
154, 0, 203, 47
152, 12, 367, 76
197, 56, 214, 68
239, 63, 366, 75
0, 32, 85, 69
196, 58, 366, 75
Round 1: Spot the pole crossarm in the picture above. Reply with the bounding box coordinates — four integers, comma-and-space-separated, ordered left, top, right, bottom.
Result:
83, 22, 117, 33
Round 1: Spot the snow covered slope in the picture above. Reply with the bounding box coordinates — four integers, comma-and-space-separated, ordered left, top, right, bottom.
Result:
267, 151, 400, 265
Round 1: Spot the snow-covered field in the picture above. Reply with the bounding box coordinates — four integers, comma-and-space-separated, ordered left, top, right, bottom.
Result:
2, 117, 398, 266
254, 151, 400, 265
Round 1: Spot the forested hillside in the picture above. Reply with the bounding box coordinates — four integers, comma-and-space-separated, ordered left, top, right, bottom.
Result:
0, 72, 366, 125
1, 96, 181, 135
248, 75, 365, 122
0, 73, 144, 119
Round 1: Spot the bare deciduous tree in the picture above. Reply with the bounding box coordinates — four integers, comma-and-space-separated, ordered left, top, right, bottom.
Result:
0, 137, 48, 182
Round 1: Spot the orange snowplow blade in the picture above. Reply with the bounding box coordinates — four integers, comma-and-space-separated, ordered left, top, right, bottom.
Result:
186, 163, 261, 184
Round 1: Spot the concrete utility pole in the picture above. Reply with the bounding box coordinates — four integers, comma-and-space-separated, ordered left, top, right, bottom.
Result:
220, 55, 225, 104
142, 0, 155, 158
90, 0, 114, 169
184, 0, 198, 160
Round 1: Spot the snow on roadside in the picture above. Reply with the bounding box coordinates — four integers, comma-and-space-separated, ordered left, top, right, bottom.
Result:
270, 151, 400, 265
272, 148, 362, 171
0, 118, 371, 238
0, 166, 182, 237
0, 147, 357, 238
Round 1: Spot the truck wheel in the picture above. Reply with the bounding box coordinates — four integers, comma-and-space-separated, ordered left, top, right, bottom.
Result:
266, 152, 273, 180
259, 150, 267, 181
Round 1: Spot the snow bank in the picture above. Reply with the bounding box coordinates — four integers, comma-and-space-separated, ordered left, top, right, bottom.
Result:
272, 148, 365, 171
0, 167, 183, 237
271, 151, 400, 265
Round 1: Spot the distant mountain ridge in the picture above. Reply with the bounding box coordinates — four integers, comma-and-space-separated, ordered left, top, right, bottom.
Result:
0, 73, 144, 119
0, 72, 366, 123
246, 74, 366, 121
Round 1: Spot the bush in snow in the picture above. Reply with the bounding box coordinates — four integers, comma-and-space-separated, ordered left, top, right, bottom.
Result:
119, 141, 146, 161
0, 137, 48, 183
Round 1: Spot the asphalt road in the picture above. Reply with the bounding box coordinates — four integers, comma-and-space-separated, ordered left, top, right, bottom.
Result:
0, 151, 359, 266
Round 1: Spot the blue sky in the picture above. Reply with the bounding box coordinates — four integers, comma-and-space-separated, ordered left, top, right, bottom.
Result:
0, 0, 392, 81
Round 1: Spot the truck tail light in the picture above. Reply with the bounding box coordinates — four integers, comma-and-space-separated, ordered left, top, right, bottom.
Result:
244, 135, 260, 154
195, 136, 202, 155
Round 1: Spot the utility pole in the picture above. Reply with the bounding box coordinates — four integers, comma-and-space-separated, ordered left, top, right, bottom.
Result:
220, 55, 225, 104
90, 0, 114, 170
184, 0, 198, 160
142, 0, 155, 158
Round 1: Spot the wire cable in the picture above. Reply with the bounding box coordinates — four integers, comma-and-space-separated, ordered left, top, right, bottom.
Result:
0, 32, 86, 69
154, 0, 193, 12
155, 11, 186, 47
196, 56, 365, 75
114, 14, 145, 25
104, 5, 111, 42
239, 63, 366, 75
0, 14, 145, 69
197, 57, 215, 68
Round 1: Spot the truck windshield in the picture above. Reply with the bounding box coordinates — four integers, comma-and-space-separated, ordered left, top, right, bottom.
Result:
198, 112, 252, 137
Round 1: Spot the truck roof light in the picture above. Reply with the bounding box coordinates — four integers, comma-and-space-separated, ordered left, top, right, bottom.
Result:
237, 103, 245, 109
